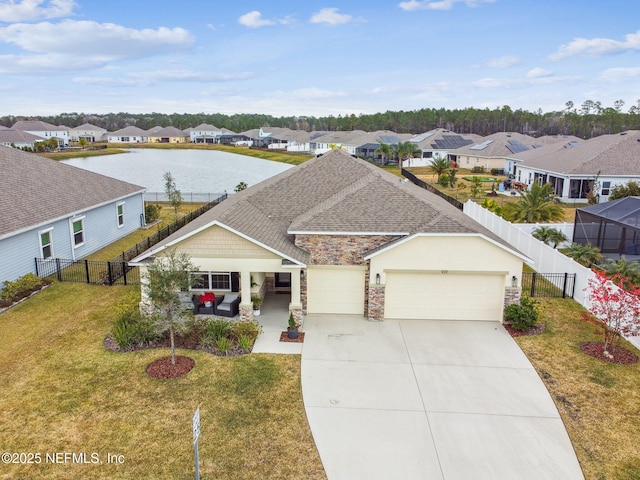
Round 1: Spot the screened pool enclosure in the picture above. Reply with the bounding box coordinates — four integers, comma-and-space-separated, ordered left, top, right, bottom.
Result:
573, 197, 640, 255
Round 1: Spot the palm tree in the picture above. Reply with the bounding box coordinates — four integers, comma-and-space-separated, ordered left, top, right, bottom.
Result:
504, 183, 563, 223
561, 243, 603, 268
429, 156, 451, 182
532, 226, 568, 249
598, 256, 640, 289
392, 141, 420, 168
374, 142, 392, 165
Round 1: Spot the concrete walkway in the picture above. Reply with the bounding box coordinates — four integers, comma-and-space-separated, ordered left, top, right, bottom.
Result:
300, 315, 584, 480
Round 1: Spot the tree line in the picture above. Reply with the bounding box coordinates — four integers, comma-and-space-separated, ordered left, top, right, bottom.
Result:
2, 99, 639, 139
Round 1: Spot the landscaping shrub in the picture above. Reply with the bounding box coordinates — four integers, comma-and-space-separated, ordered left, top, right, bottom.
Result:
237, 335, 254, 351
504, 296, 540, 331
215, 337, 234, 355
0, 273, 51, 307
438, 173, 450, 187
230, 320, 262, 342
471, 166, 485, 173
111, 311, 158, 348
145, 203, 162, 223
490, 168, 500, 176
200, 318, 232, 347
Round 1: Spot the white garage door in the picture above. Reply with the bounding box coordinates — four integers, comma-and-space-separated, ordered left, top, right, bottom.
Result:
384, 272, 504, 321
307, 267, 365, 315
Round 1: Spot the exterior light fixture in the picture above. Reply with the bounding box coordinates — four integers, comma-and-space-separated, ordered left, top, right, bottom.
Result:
376, 273, 381, 285
511, 275, 518, 287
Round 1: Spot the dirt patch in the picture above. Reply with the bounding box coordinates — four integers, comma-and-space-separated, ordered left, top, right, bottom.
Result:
580, 342, 638, 365
146, 355, 195, 379
504, 322, 546, 337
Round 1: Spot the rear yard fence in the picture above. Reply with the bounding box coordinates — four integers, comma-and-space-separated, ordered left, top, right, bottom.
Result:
401, 168, 464, 210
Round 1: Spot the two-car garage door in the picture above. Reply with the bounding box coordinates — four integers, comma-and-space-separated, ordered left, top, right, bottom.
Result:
384, 271, 504, 321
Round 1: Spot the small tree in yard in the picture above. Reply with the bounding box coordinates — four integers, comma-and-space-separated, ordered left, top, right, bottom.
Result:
585, 270, 640, 357
143, 250, 198, 365
163, 171, 182, 216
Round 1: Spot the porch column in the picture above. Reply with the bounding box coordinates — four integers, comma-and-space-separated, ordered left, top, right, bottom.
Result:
239, 270, 253, 321
290, 269, 303, 324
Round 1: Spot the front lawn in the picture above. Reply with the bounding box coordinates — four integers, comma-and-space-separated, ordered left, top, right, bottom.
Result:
0, 283, 326, 480
516, 298, 640, 480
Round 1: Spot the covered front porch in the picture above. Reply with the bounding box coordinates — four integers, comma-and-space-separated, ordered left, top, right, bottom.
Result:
252, 292, 304, 354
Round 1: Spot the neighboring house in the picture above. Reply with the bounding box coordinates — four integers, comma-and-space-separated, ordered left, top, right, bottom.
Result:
513, 130, 640, 203
0, 146, 146, 284
0, 129, 46, 149
407, 129, 481, 166
504, 134, 582, 176
11, 120, 69, 147
310, 130, 367, 155
453, 132, 540, 172
242, 127, 313, 152
189, 123, 223, 143
69, 123, 107, 142
351, 131, 413, 161
148, 126, 189, 144
108, 126, 149, 143
130, 149, 526, 324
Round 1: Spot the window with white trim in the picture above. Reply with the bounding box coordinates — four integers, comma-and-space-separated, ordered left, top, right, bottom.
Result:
72, 218, 84, 247
601, 181, 611, 196
116, 202, 125, 227
191, 272, 231, 291
39, 229, 53, 259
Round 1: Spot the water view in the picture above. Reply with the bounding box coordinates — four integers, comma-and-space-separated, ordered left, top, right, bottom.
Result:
62, 148, 293, 196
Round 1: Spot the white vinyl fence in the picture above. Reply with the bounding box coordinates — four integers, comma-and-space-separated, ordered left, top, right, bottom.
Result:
464, 200, 640, 350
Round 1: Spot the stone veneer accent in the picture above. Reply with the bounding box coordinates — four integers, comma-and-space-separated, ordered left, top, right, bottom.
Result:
239, 304, 253, 322
290, 306, 303, 325
295, 234, 400, 266
504, 287, 522, 307
367, 284, 385, 321
300, 274, 307, 314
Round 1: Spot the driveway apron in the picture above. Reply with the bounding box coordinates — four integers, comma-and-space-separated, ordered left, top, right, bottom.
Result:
301, 315, 584, 480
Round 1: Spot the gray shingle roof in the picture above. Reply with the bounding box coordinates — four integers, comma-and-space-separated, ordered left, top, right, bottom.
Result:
0, 146, 145, 238
110, 126, 149, 136
518, 130, 640, 175
11, 120, 68, 132
134, 149, 514, 263
0, 130, 45, 144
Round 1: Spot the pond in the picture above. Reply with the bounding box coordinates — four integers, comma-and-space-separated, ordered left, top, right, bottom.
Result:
62, 148, 293, 196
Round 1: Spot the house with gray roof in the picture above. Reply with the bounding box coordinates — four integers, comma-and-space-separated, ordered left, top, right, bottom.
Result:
0, 129, 46, 149
11, 120, 69, 147
107, 126, 149, 143
0, 146, 145, 284
512, 130, 640, 202
69, 123, 107, 143
148, 126, 189, 144
188, 124, 223, 143
453, 132, 541, 173
407, 129, 482, 167
130, 149, 526, 324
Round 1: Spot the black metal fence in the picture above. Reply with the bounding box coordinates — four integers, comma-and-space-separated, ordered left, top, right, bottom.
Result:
35, 258, 139, 285
401, 168, 464, 210
34, 192, 228, 286
522, 272, 576, 298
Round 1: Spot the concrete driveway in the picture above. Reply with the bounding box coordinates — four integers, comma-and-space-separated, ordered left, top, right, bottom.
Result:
300, 315, 584, 480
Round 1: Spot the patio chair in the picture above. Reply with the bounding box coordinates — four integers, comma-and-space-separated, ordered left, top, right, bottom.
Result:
216, 293, 240, 317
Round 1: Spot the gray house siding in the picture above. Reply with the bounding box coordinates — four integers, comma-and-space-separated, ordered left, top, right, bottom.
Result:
0, 192, 144, 283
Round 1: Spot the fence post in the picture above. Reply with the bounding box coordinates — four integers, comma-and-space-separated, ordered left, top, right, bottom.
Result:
107, 261, 113, 286
562, 272, 568, 298
56, 258, 62, 282
530, 272, 537, 297
122, 262, 128, 286
85, 260, 90, 284
34, 258, 39, 277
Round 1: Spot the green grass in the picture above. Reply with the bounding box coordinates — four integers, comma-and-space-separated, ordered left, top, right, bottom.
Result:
41, 148, 128, 161
0, 283, 326, 480
516, 298, 640, 480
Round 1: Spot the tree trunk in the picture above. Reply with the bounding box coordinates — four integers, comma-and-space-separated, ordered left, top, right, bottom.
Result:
170, 327, 176, 365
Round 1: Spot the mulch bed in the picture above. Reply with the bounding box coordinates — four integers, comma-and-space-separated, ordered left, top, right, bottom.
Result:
279, 331, 305, 343
580, 342, 639, 365
504, 322, 546, 337
146, 355, 195, 379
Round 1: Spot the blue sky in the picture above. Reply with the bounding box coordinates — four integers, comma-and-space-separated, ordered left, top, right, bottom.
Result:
1, 0, 639, 118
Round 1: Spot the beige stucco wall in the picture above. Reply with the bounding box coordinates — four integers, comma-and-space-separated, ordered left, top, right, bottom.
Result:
458, 155, 506, 171
368, 235, 523, 287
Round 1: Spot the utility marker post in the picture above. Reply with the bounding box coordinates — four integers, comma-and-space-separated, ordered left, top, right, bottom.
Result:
193, 406, 201, 480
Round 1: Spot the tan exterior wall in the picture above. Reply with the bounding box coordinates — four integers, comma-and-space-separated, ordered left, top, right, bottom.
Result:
148, 135, 189, 143
458, 155, 506, 171
369, 235, 523, 288
174, 225, 281, 259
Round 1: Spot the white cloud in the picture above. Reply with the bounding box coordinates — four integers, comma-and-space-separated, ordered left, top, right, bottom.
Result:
487, 55, 521, 68
0, 0, 75, 22
398, 0, 496, 11
309, 8, 354, 25
289, 87, 345, 99
599, 67, 640, 83
238, 11, 275, 28
527, 67, 552, 78
549, 30, 640, 61
128, 70, 256, 83
0, 20, 194, 58
73, 76, 149, 87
